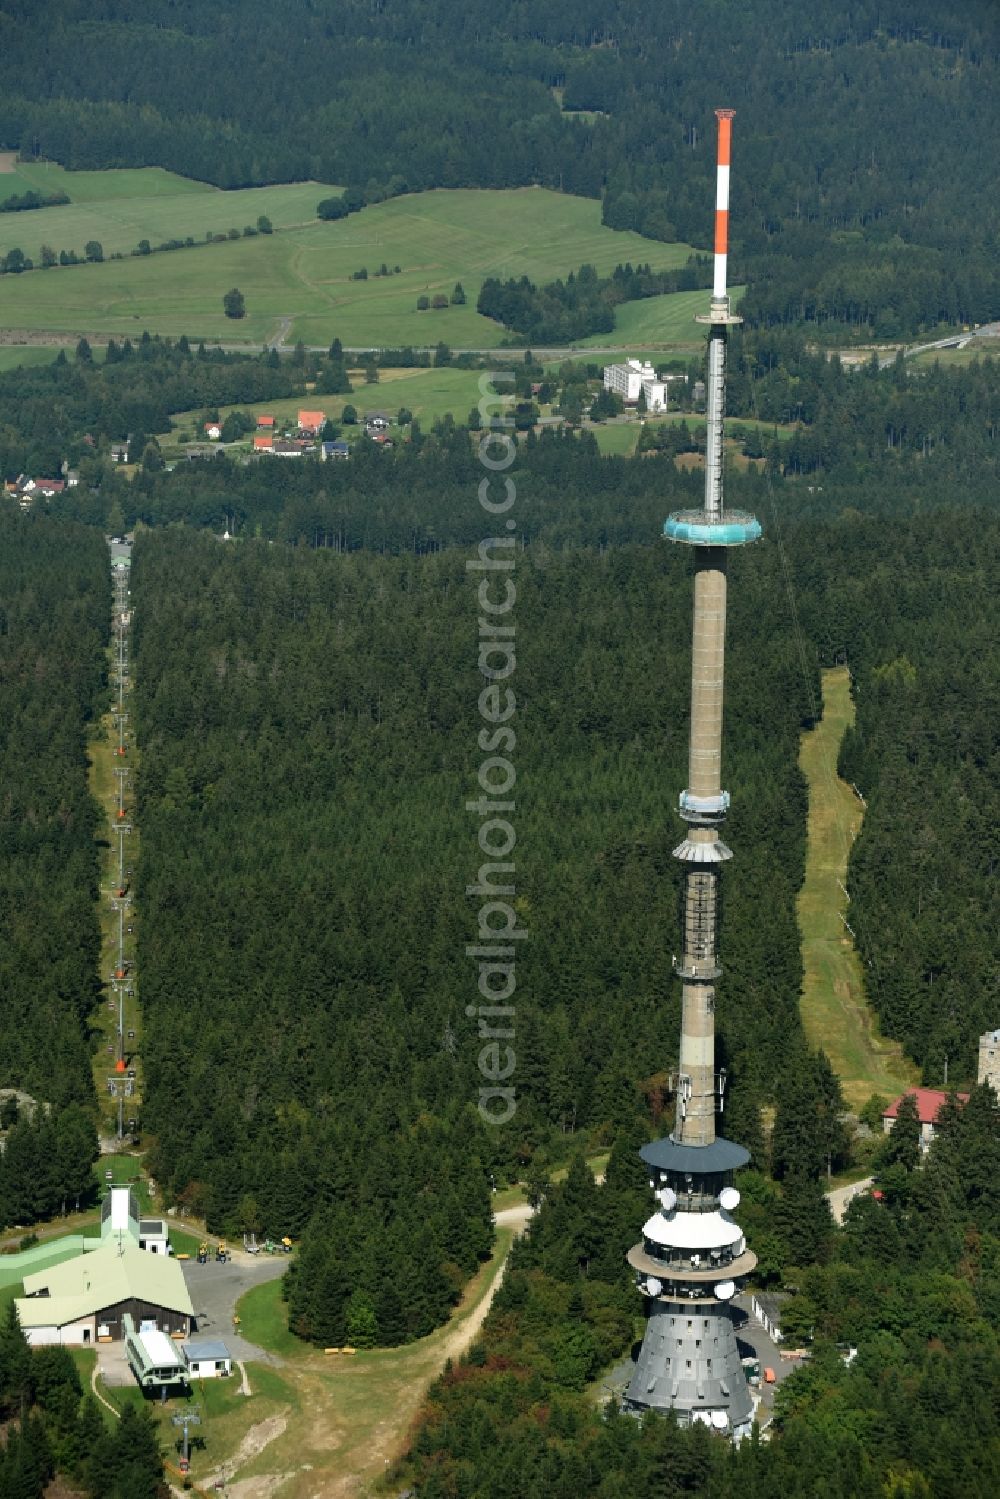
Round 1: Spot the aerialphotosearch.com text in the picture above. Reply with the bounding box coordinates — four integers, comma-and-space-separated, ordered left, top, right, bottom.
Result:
467, 372, 525, 1126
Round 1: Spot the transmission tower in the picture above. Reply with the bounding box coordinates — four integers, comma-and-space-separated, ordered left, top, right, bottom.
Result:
624, 110, 760, 1440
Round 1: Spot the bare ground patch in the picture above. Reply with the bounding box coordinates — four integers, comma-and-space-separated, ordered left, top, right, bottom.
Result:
0, 153, 18, 174
204, 1412, 289, 1491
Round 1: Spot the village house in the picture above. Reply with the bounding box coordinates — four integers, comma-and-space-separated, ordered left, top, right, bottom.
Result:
320, 440, 349, 460
297, 410, 326, 436
7, 474, 66, 503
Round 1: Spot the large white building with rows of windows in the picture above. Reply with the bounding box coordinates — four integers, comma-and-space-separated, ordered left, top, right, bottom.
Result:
603, 358, 669, 411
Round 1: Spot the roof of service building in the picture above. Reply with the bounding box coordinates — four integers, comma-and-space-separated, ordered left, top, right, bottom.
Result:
17, 1242, 194, 1327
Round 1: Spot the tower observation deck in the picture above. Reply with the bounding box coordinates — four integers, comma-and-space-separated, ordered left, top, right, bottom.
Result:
624, 109, 760, 1440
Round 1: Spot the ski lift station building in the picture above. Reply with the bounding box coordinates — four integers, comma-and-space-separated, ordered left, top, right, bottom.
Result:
14, 1187, 193, 1347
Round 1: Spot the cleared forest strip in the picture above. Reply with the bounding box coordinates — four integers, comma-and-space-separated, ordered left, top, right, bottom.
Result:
88, 562, 141, 1139
797, 666, 917, 1111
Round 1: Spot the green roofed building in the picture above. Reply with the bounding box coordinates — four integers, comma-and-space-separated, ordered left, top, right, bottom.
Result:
16, 1240, 194, 1347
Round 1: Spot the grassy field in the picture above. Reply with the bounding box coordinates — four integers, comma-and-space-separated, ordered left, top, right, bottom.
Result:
797, 667, 918, 1110
577, 285, 746, 350
0, 162, 339, 261
220, 1227, 516, 1496
910, 341, 1000, 369
591, 422, 640, 456
0, 344, 65, 371
0, 183, 702, 349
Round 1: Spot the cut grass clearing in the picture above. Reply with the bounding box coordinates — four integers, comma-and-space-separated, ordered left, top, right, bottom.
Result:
229, 1227, 517, 1496
0, 183, 701, 350
797, 667, 918, 1110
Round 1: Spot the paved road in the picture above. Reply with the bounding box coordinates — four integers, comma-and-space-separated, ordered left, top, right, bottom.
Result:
181, 1252, 288, 1363
826, 1176, 873, 1225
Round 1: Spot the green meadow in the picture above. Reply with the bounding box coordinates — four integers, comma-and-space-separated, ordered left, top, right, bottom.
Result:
0, 161, 338, 261
0, 344, 63, 371
0, 180, 702, 349
577, 284, 747, 350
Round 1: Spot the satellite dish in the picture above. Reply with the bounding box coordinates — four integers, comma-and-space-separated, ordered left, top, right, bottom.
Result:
645, 1277, 663, 1298
719, 1186, 740, 1211
714, 1280, 736, 1301
711, 1410, 729, 1430
658, 1186, 677, 1212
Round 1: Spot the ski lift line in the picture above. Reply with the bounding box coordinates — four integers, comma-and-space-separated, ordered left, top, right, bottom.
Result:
745, 355, 894, 1037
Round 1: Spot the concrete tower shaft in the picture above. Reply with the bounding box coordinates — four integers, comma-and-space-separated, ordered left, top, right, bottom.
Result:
688, 554, 728, 799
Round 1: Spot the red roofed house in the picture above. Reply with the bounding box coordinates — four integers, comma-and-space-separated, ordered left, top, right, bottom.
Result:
297, 410, 326, 436
204, 421, 222, 440
257, 414, 275, 430
882, 1088, 969, 1154
253, 434, 273, 451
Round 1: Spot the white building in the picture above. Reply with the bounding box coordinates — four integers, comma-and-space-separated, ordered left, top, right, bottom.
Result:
182, 1339, 233, 1379
605, 359, 659, 407
603, 359, 673, 411
979, 1029, 1000, 1093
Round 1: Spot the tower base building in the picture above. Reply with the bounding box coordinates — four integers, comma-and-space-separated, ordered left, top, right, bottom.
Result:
624, 1137, 755, 1437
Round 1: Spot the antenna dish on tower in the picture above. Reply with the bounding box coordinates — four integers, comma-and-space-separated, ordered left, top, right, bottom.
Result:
714, 1280, 736, 1301
719, 1186, 740, 1211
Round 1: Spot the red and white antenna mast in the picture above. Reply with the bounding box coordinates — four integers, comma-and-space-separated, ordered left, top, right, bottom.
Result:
712, 108, 734, 301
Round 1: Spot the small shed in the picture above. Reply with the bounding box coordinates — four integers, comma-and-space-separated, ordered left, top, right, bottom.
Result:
182, 1339, 232, 1379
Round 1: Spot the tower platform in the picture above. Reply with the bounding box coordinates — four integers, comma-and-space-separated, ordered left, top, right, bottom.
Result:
663, 510, 762, 547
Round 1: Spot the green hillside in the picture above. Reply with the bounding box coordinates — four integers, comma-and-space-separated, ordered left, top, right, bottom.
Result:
0, 164, 338, 261
0, 186, 699, 347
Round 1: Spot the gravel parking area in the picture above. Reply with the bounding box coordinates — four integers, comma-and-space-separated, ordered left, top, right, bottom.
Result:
181, 1252, 288, 1363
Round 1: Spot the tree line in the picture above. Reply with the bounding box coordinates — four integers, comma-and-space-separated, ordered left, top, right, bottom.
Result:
0, 1306, 165, 1499
476, 259, 710, 343
0, 516, 108, 1120
0, 2, 997, 334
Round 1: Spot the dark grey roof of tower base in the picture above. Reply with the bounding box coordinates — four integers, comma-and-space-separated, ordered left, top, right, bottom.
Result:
640, 1135, 750, 1174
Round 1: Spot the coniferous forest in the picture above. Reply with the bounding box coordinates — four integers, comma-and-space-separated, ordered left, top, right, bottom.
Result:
129, 527, 813, 1343
0, 517, 106, 1118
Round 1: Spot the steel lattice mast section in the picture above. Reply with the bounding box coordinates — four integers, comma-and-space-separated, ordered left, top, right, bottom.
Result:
624, 110, 761, 1439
